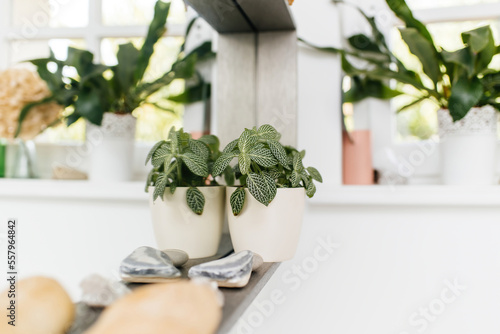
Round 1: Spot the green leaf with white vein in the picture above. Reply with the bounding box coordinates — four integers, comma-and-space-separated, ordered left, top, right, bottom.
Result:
213, 152, 236, 176
238, 129, 258, 153
152, 144, 172, 169
223, 139, 239, 153
186, 187, 205, 215
247, 173, 272, 206
293, 152, 304, 172
307, 167, 323, 183
189, 139, 209, 159
153, 173, 168, 201
262, 172, 277, 204
248, 147, 278, 167
145, 140, 165, 165
267, 140, 289, 169
181, 152, 209, 177
257, 124, 280, 140
290, 170, 301, 187
230, 187, 246, 216
306, 180, 316, 198
238, 152, 252, 175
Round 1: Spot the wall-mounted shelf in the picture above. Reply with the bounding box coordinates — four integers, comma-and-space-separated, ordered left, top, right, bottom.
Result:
183, 0, 295, 33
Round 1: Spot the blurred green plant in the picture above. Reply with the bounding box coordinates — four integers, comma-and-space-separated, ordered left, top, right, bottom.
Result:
16, 0, 214, 137
301, 0, 500, 122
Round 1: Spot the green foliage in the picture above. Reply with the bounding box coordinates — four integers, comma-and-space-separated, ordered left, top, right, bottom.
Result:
212, 124, 322, 215
16, 2, 215, 136
186, 187, 205, 215
145, 127, 221, 214
302, 0, 500, 122
230, 187, 246, 216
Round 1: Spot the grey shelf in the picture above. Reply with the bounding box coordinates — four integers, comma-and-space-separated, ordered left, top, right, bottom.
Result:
183, 0, 295, 33
68, 235, 280, 334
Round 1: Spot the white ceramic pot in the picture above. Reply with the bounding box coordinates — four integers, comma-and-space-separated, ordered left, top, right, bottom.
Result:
150, 186, 225, 259
226, 187, 305, 262
86, 113, 136, 182
438, 106, 498, 185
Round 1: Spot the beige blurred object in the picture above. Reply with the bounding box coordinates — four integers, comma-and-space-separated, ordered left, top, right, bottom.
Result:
0, 276, 75, 334
52, 163, 88, 180
0, 68, 62, 140
85, 280, 222, 334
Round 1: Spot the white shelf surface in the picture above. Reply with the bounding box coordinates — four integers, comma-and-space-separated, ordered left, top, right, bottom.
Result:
0, 179, 147, 201
3, 179, 500, 206
311, 184, 500, 206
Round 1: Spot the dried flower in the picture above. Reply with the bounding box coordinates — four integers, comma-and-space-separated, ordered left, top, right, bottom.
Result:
0, 68, 62, 140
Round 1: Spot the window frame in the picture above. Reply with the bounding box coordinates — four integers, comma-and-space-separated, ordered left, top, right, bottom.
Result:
0, 0, 187, 66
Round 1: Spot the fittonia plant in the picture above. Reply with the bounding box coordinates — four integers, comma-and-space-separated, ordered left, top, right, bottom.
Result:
212, 124, 323, 216
145, 127, 222, 215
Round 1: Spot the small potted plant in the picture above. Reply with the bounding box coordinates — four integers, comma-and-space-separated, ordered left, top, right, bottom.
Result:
145, 127, 225, 258
17, 1, 214, 182
304, 0, 500, 185
212, 124, 322, 262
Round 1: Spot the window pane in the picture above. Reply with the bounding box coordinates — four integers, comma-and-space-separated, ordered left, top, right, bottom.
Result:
407, 0, 498, 10
102, 0, 186, 26
101, 37, 185, 141
392, 20, 500, 142
12, 0, 89, 28
10, 39, 86, 66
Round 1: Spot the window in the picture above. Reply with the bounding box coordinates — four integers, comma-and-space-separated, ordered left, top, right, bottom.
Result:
0, 0, 188, 143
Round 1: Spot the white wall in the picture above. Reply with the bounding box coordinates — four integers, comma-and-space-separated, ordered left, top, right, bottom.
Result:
230, 204, 500, 334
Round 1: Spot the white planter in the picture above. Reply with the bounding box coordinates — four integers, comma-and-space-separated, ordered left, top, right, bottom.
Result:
227, 187, 305, 262
86, 113, 136, 182
438, 106, 498, 185
149, 186, 225, 259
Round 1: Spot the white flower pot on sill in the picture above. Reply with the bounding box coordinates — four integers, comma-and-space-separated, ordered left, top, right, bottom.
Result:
226, 187, 306, 262
149, 186, 225, 259
438, 106, 498, 185
86, 113, 136, 182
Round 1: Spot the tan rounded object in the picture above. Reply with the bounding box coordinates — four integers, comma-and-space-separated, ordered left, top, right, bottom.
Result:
0, 276, 75, 334
85, 280, 222, 334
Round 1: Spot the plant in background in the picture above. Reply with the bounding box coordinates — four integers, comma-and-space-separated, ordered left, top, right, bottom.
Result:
302, 0, 500, 121
145, 127, 222, 215
212, 124, 322, 216
16, 0, 215, 136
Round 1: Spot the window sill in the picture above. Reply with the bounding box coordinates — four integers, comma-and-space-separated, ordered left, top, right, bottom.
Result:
3, 180, 500, 206
311, 184, 500, 206
0, 179, 147, 202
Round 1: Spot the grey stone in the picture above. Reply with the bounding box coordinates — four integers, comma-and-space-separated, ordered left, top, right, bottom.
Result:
252, 253, 264, 271
80, 274, 130, 307
188, 250, 253, 288
66, 303, 103, 334
119, 246, 181, 283
162, 249, 189, 267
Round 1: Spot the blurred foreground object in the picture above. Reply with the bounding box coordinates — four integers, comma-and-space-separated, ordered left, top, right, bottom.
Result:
85, 280, 222, 334
0, 68, 61, 140
288, 0, 294, 4
0, 276, 75, 334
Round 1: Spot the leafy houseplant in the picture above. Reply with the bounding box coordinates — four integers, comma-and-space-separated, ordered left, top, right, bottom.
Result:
17, 1, 214, 130
304, 0, 500, 121
145, 127, 221, 215
17, 1, 215, 182
212, 124, 322, 215
212, 124, 322, 262
145, 128, 225, 258
303, 0, 500, 185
